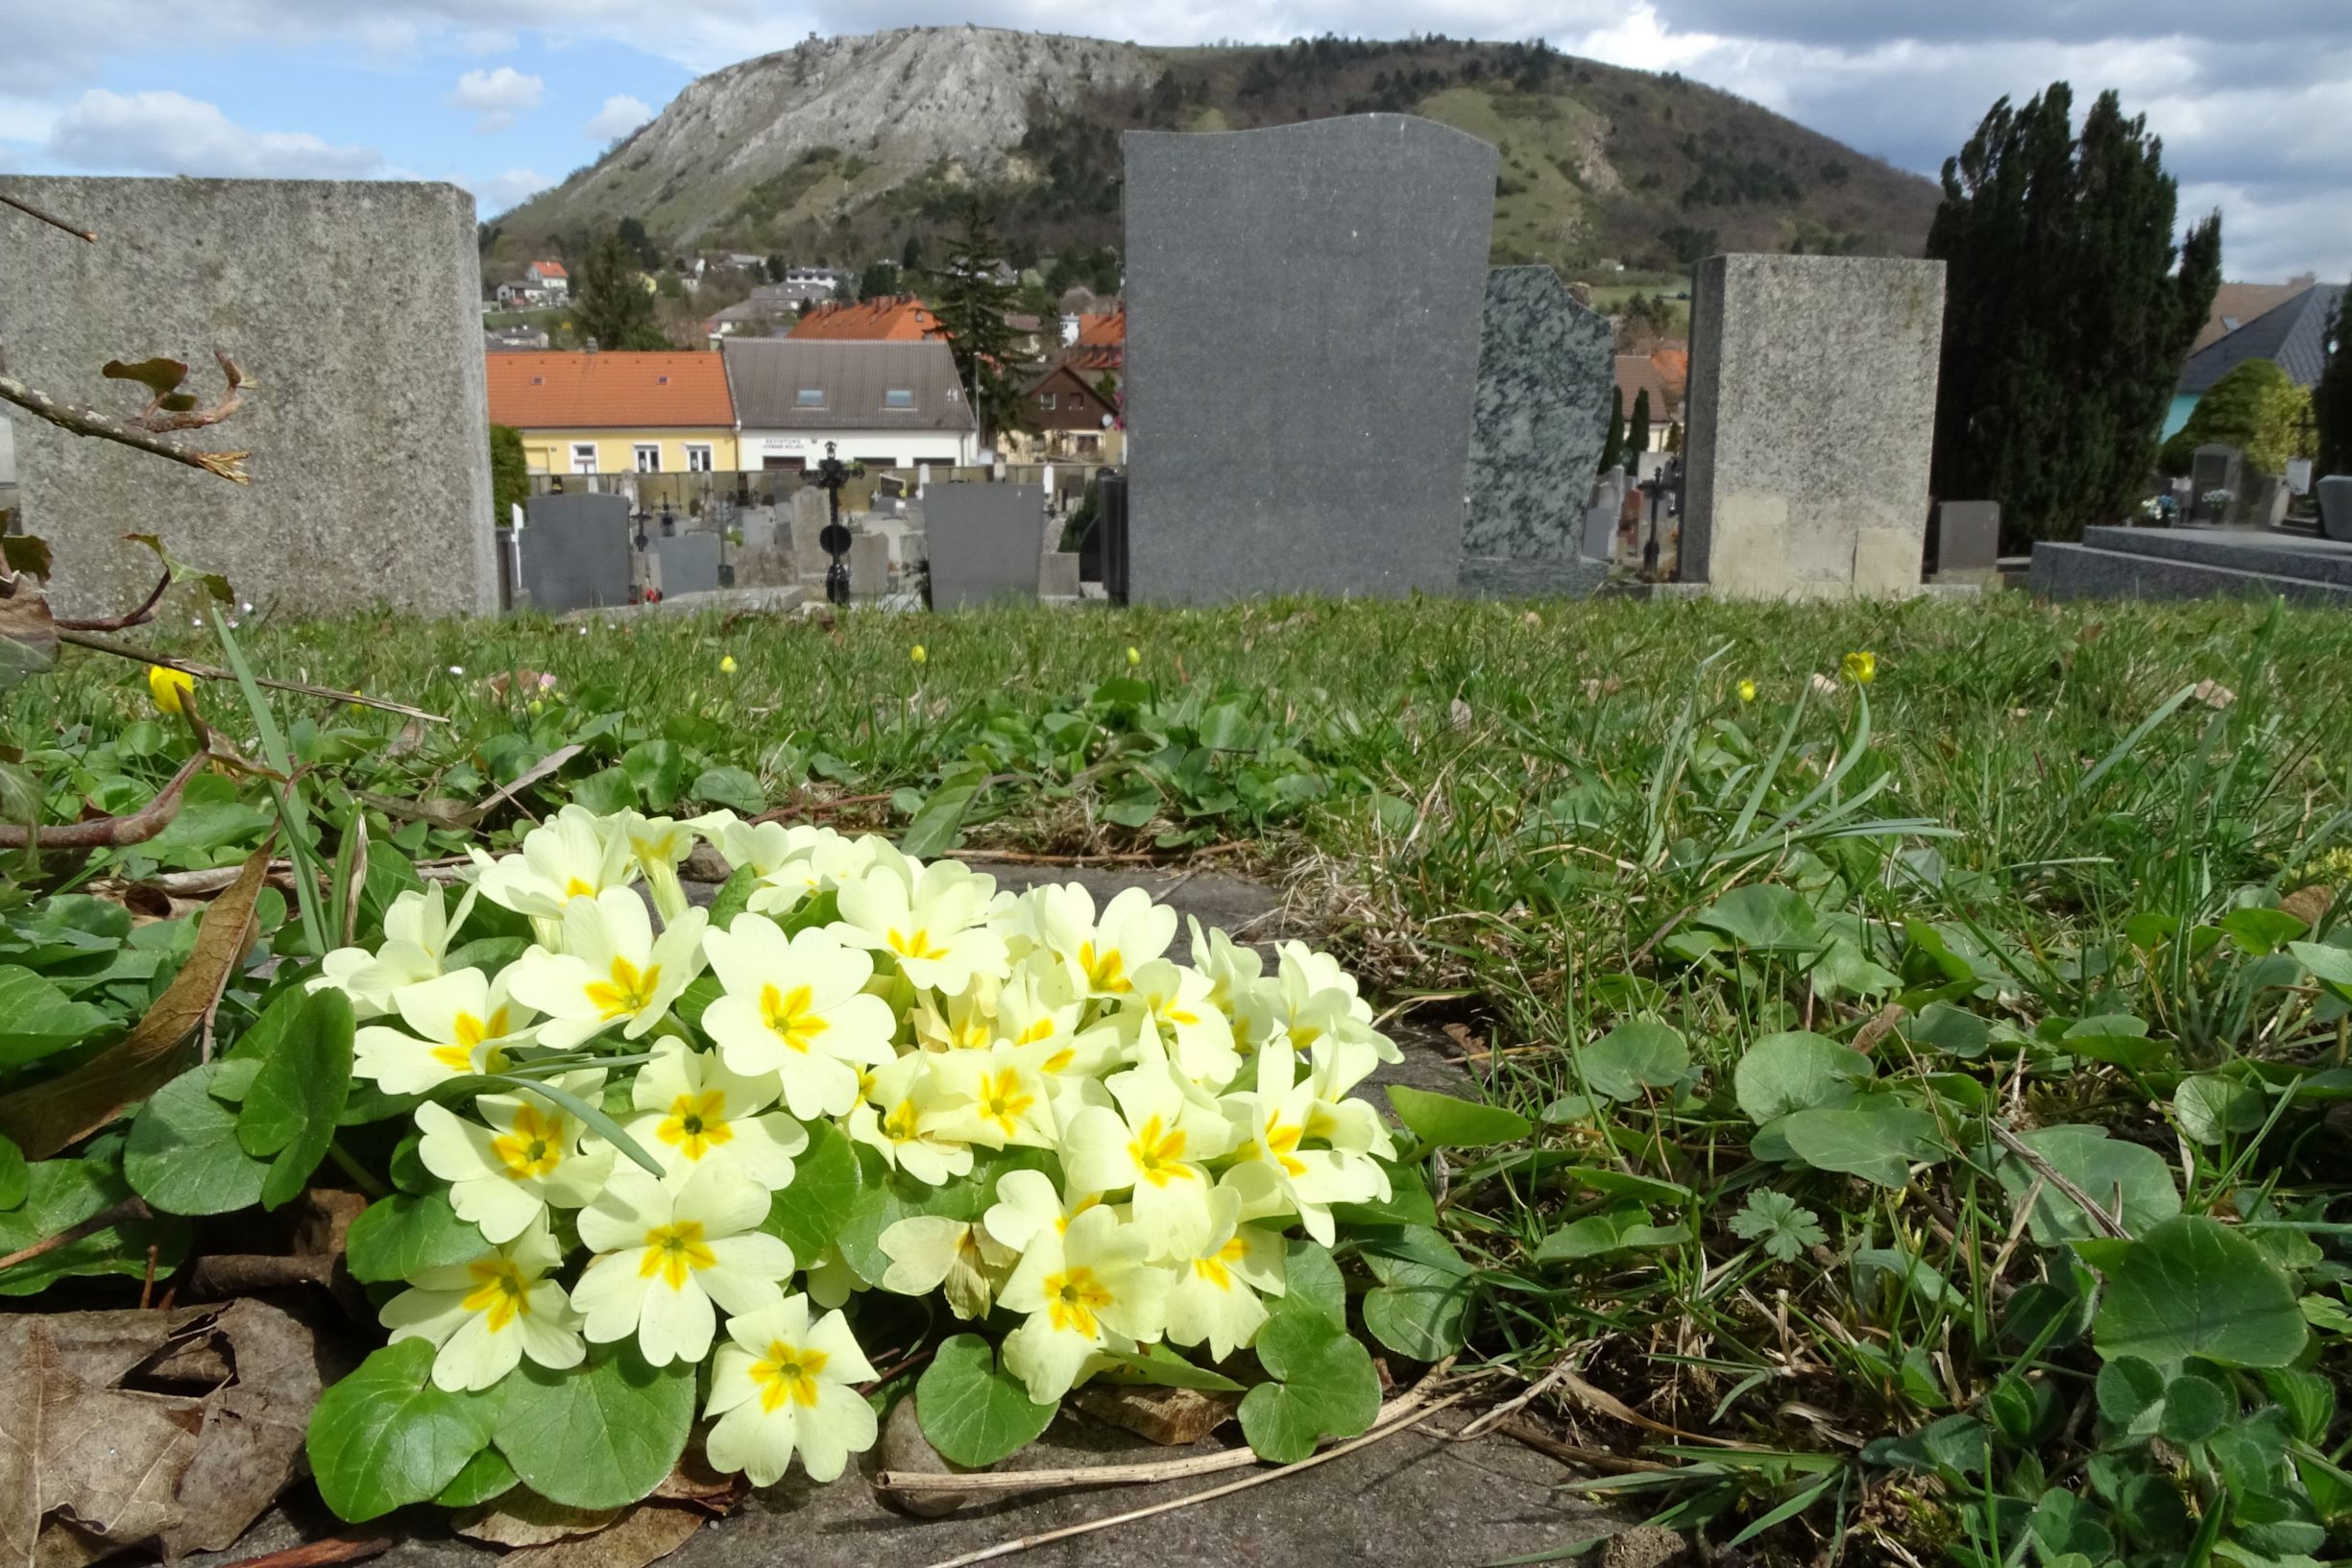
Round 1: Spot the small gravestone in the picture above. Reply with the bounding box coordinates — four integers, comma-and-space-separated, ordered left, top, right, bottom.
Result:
848, 532, 889, 596
1461, 266, 1612, 595
1934, 501, 2000, 583
1040, 551, 1080, 599
1683, 254, 1945, 598
652, 532, 721, 596
791, 488, 829, 576
517, 494, 631, 612
740, 507, 777, 551
1123, 115, 1494, 603
1582, 503, 1618, 562
2320, 476, 2352, 543
925, 484, 1042, 609
2191, 446, 2242, 523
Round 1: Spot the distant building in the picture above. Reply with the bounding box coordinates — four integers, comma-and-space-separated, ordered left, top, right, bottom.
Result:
486, 350, 739, 475
486, 324, 550, 351
1612, 352, 1683, 450
524, 260, 570, 294
2168, 277, 2342, 438
724, 338, 978, 470
1003, 363, 1124, 464
788, 295, 945, 343
1055, 306, 1124, 375
495, 279, 555, 307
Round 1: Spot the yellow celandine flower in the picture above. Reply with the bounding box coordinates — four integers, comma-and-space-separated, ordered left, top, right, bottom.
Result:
378, 1218, 583, 1390
720, 654, 739, 674
909, 644, 927, 664
1126, 646, 1141, 666
148, 664, 196, 714
703, 1295, 879, 1485
1844, 650, 1877, 685
570, 1162, 795, 1367
998, 1206, 1170, 1405
1737, 679, 1758, 703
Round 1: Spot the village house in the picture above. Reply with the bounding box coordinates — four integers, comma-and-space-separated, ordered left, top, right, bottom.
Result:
787, 295, 945, 342
1001, 361, 1124, 465
524, 260, 570, 294
486, 350, 739, 476
722, 338, 977, 470
2167, 276, 2341, 438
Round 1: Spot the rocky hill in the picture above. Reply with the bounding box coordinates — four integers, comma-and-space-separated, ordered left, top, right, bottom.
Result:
494, 28, 1941, 277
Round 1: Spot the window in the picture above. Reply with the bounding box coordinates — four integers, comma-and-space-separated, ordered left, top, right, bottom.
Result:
883, 389, 914, 409
796, 388, 826, 407
570, 443, 598, 475
634, 444, 661, 472
1039, 391, 1057, 411
2221, 315, 2242, 332
685, 444, 714, 473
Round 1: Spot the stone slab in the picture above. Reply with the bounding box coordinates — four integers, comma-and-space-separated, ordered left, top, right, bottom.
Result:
2067, 524, 2352, 588
651, 532, 721, 596
1464, 266, 1612, 563
1582, 504, 1618, 562
558, 584, 808, 622
0, 176, 497, 618
2028, 537, 2352, 605
516, 493, 631, 613
792, 487, 830, 575
1039, 549, 1080, 598
925, 483, 1042, 609
1682, 253, 1944, 599
848, 531, 890, 595
732, 543, 795, 589
2191, 446, 2242, 522
1124, 115, 1494, 604
1458, 555, 1610, 599
1935, 500, 2000, 579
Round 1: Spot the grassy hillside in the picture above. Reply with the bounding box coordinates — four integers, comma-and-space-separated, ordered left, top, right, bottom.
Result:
490, 36, 1939, 283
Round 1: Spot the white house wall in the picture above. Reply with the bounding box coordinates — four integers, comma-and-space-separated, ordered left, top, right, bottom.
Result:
740, 428, 975, 470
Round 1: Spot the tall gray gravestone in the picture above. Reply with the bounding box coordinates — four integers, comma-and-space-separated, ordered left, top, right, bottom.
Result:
517, 494, 631, 612
925, 484, 1042, 609
1461, 266, 1613, 598
1683, 254, 1945, 599
1124, 115, 1495, 604
0, 176, 497, 618
651, 533, 721, 597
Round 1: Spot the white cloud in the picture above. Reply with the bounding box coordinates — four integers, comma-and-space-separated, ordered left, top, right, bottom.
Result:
586, 93, 655, 142
45, 89, 381, 178
452, 65, 545, 133
462, 166, 554, 214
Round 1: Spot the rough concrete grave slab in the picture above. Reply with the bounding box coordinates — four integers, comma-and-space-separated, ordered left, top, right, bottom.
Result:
1461, 266, 1612, 597
791, 487, 829, 578
1040, 549, 1081, 598
1123, 115, 1494, 604
848, 531, 889, 595
1934, 500, 2000, 583
652, 532, 721, 596
516, 493, 631, 613
2028, 523, 2352, 604
925, 483, 1042, 609
1682, 253, 1944, 599
0, 176, 497, 618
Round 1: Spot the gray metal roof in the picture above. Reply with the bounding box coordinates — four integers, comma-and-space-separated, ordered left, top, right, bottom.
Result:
2178, 283, 2341, 395
721, 338, 976, 432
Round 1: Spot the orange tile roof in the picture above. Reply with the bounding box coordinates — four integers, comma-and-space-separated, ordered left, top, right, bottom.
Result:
788, 295, 943, 342
530, 259, 568, 278
1647, 346, 1689, 406
1061, 344, 1123, 374
484, 350, 734, 429
1074, 308, 1125, 347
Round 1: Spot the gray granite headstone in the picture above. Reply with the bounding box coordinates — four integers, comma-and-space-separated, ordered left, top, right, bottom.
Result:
0, 176, 497, 617
925, 484, 1042, 609
1461, 266, 1612, 594
1935, 501, 2000, 581
517, 493, 630, 613
848, 533, 889, 595
2320, 475, 2352, 543
1582, 504, 1618, 562
2191, 446, 2242, 522
652, 533, 721, 596
1124, 115, 1495, 604
740, 507, 778, 550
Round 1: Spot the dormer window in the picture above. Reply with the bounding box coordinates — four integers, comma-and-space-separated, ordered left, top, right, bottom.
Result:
796, 388, 825, 407
883, 389, 914, 409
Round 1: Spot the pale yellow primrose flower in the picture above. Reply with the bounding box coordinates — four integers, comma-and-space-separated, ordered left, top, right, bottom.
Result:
353, 967, 534, 1096
702, 914, 897, 1120
998, 1205, 1170, 1405
1162, 1186, 1287, 1363
832, 856, 1007, 996
1013, 883, 1176, 1000
1126, 958, 1240, 1086
618, 810, 699, 924
1221, 1043, 1386, 1247
877, 1215, 1017, 1319
505, 890, 708, 1050
925, 1042, 1058, 1149
1060, 1056, 1236, 1261
570, 1162, 795, 1367
621, 1038, 808, 1188
981, 1168, 1104, 1256
416, 1072, 613, 1244
469, 804, 639, 924
704, 1294, 879, 1485
1186, 916, 1266, 1034
846, 1051, 972, 1186
744, 827, 882, 917
312, 883, 476, 1020
378, 1218, 583, 1391
909, 979, 1001, 1053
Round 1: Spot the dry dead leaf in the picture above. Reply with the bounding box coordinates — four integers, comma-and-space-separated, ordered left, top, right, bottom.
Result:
1810, 673, 1840, 697
494, 1506, 702, 1568
2283, 884, 2333, 929
2193, 679, 2236, 710
1448, 696, 1473, 730
3, 1299, 332, 1568
456, 1494, 623, 1549
1073, 1385, 1237, 1447
1583, 677, 1621, 700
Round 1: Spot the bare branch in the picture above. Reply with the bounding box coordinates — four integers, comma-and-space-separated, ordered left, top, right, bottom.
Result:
0, 370, 250, 483
57, 628, 451, 723
0, 192, 95, 243
0, 750, 205, 849
51, 570, 171, 633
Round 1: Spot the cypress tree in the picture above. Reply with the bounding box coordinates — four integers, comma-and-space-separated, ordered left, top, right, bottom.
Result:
1602, 386, 1625, 472
1629, 388, 1653, 457
2316, 306, 2352, 478
925, 204, 1026, 440
574, 229, 667, 350
1926, 84, 2220, 547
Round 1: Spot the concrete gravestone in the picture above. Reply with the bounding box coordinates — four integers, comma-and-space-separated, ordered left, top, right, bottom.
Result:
0, 176, 497, 617
2191, 446, 2242, 522
1461, 266, 1613, 598
848, 532, 889, 596
516, 494, 631, 612
1934, 501, 2000, 584
1123, 115, 1495, 604
791, 487, 830, 579
650, 532, 720, 597
925, 484, 1042, 609
1682, 254, 1946, 599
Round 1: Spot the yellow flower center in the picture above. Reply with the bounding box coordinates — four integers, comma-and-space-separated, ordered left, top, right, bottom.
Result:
889, 927, 949, 962
490, 1105, 567, 1179
1015, 1018, 1057, 1047
1127, 1116, 1192, 1187
658, 1090, 734, 1160
883, 1098, 922, 1145
760, 982, 830, 1053
1263, 1117, 1309, 1178
1054, 1194, 1102, 1236
1042, 1266, 1114, 1337
585, 955, 661, 1020
564, 877, 597, 898
1192, 1237, 1248, 1291
432, 1007, 511, 1073
638, 1220, 716, 1291
1077, 941, 1128, 993
1150, 992, 1200, 1028
751, 1339, 829, 1411
979, 1070, 1033, 1137
461, 1258, 533, 1331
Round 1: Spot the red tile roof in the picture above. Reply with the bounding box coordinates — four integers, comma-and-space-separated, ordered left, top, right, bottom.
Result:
1074, 308, 1125, 347
530, 260, 568, 278
1061, 345, 1123, 374
484, 350, 734, 429
788, 295, 943, 342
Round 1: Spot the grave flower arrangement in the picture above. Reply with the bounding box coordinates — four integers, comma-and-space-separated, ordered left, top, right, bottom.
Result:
273, 806, 1460, 1520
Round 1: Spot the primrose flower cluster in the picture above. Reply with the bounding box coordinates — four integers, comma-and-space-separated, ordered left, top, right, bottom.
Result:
314, 805, 1401, 1489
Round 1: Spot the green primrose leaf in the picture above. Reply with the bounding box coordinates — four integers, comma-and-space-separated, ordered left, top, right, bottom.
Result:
1383, 1085, 1531, 1147
704, 865, 760, 933
1237, 1296, 1382, 1463
0, 1135, 26, 1212
307, 1339, 498, 1522
0, 965, 116, 1067
124, 1061, 272, 1216
916, 1333, 1058, 1466
898, 784, 978, 858
2092, 1217, 2309, 1369
760, 1119, 862, 1262
1578, 1018, 1690, 1101
1360, 1224, 1476, 1360
236, 988, 355, 1208
1776, 1101, 1944, 1188
345, 1192, 490, 1283
1734, 1031, 1873, 1123
494, 1345, 695, 1510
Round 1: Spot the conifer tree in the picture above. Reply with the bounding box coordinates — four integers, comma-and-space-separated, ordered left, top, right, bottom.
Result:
1602, 386, 1625, 472
575, 229, 667, 350
925, 205, 1027, 440
1629, 388, 1653, 457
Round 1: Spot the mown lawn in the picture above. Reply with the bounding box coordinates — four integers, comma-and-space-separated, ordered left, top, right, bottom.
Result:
12, 589, 2351, 1561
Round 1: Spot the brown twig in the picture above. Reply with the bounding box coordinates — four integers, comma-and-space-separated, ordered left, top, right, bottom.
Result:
134, 350, 249, 434
209, 1536, 391, 1568
58, 629, 449, 722
0, 191, 95, 242
51, 570, 172, 632
1987, 1122, 2130, 1240
0, 750, 204, 849
1494, 1418, 1674, 1476
0, 370, 250, 482
0, 1196, 146, 1270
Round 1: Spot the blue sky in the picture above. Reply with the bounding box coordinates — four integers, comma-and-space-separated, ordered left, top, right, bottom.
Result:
3, 3, 2343, 277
